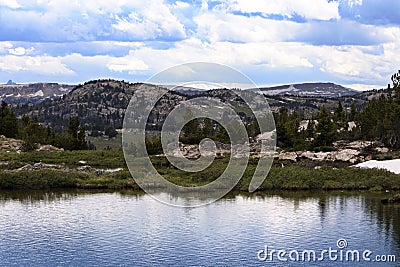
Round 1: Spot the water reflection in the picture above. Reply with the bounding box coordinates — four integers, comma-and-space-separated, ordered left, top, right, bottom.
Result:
0, 190, 398, 266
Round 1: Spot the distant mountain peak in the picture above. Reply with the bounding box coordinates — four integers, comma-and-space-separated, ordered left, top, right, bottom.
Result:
258, 82, 358, 98
6, 80, 16, 85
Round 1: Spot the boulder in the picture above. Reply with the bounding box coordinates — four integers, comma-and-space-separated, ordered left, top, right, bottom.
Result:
77, 165, 94, 172
375, 147, 389, 153
278, 151, 298, 161
333, 149, 360, 163
36, 145, 64, 152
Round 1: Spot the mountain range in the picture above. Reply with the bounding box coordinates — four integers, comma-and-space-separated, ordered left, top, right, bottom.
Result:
1, 81, 363, 105
257, 82, 359, 98
0, 82, 75, 104
6, 80, 373, 133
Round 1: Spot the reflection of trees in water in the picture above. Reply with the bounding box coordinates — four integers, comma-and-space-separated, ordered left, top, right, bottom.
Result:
1, 189, 399, 250
0, 189, 145, 204
0, 190, 79, 204
362, 195, 400, 251
316, 192, 400, 252
240, 191, 400, 251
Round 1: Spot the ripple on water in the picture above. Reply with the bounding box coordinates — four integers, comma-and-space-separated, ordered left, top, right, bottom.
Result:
0, 191, 398, 266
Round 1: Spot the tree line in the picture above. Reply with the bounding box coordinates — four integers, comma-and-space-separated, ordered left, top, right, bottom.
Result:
2, 70, 400, 153
0, 101, 88, 151
276, 70, 400, 151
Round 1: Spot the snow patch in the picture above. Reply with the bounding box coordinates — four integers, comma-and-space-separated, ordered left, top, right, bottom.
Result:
28, 90, 44, 97
59, 87, 70, 92
354, 159, 400, 174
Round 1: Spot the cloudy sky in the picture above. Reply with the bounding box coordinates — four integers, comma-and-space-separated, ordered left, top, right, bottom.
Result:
0, 0, 399, 90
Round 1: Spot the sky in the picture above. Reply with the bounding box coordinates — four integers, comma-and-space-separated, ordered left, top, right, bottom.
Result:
0, 0, 399, 90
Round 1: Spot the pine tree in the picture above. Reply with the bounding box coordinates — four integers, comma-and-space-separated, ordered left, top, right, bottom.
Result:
312, 105, 336, 149
349, 102, 357, 122
0, 101, 18, 138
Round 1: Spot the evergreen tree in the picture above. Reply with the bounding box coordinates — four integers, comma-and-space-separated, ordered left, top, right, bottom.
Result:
202, 118, 215, 138
215, 125, 230, 144
105, 126, 117, 139
349, 102, 357, 122
306, 119, 315, 139
359, 70, 400, 148
275, 108, 305, 150
63, 117, 88, 150
312, 105, 336, 149
0, 101, 18, 138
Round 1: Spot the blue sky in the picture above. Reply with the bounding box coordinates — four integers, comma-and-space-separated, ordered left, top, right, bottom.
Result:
0, 0, 399, 90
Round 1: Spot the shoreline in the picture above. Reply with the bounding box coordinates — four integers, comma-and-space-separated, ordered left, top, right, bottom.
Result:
1, 164, 400, 192
1, 149, 400, 192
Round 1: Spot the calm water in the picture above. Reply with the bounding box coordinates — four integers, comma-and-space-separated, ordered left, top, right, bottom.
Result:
0, 190, 399, 266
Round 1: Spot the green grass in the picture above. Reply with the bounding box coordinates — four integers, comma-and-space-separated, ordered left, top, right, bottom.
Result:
1, 150, 400, 191
0, 150, 125, 168
87, 133, 122, 151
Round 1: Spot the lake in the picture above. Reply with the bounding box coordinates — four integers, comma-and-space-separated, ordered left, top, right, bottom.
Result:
0, 190, 399, 266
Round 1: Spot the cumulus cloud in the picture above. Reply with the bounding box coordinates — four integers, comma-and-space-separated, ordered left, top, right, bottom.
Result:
0, 0, 21, 9
8, 47, 26, 56
0, 55, 74, 75
193, 10, 393, 46
0, 42, 13, 53
194, 12, 303, 43
0, 0, 187, 42
0, 0, 399, 87
228, 0, 340, 20
339, 0, 400, 25
106, 51, 149, 73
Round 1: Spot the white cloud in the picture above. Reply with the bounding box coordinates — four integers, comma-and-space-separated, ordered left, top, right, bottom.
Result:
112, 1, 186, 40
345, 0, 363, 8
173, 1, 191, 9
0, 55, 74, 75
194, 12, 302, 43
1, 0, 187, 41
0, 0, 399, 86
106, 51, 149, 73
0, 0, 21, 9
8, 46, 26, 56
61, 52, 149, 75
129, 38, 314, 72
0, 42, 13, 53
346, 83, 385, 91
229, 0, 340, 20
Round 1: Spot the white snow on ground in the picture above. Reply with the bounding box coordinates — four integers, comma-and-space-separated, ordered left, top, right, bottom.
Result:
28, 90, 44, 97
355, 159, 400, 174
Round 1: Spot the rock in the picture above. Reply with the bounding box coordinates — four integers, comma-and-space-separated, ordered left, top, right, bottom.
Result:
17, 164, 34, 171
382, 194, 400, 204
347, 121, 356, 131
78, 160, 87, 165
300, 151, 315, 159
77, 165, 94, 172
36, 145, 64, 152
333, 149, 360, 163
314, 152, 329, 161
95, 168, 124, 176
390, 194, 400, 203
279, 148, 362, 163
278, 151, 298, 161
375, 147, 389, 153
15, 162, 62, 171
33, 162, 61, 169
0, 137, 23, 151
